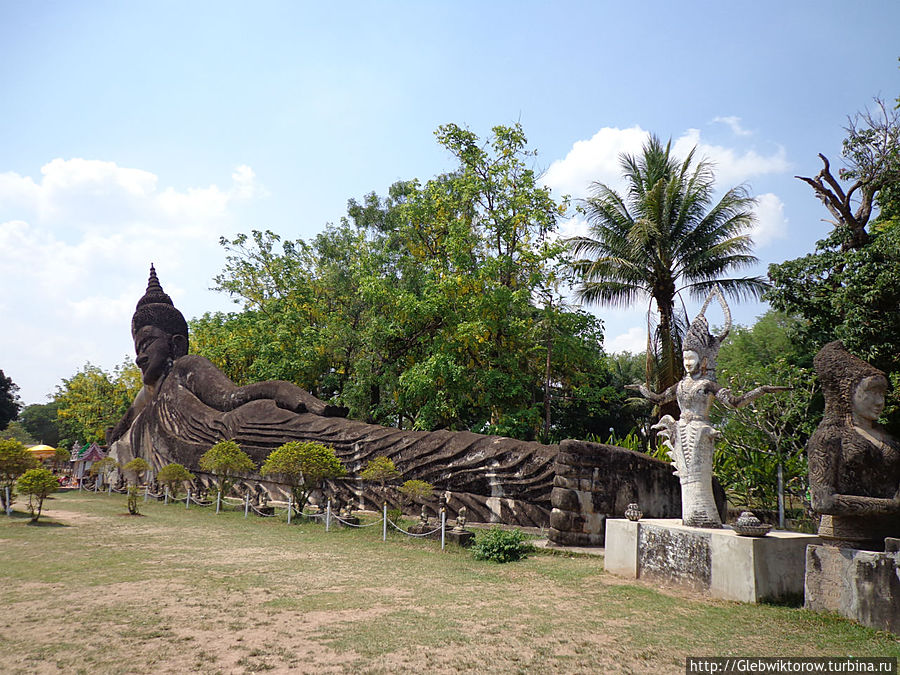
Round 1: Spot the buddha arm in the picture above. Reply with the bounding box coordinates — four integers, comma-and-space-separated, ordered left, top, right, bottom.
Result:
625, 382, 677, 405
175, 356, 346, 417
714, 384, 790, 409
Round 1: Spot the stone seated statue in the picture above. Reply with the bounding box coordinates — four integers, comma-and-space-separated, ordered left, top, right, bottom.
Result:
808, 341, 900, 551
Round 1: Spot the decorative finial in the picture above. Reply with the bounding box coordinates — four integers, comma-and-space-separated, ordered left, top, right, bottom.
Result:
136, 263, 173, 310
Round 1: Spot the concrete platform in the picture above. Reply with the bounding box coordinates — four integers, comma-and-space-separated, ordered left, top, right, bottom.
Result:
805, 543, 899, 634
605, 518, 819, 603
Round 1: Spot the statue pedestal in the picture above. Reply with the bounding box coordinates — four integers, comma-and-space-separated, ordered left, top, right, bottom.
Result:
446, 529, 475, 547
804, 542, 899, 634
605, 519, 819, 604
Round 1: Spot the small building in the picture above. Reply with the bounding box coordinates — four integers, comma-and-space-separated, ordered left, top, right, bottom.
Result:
71, 442, 106, 479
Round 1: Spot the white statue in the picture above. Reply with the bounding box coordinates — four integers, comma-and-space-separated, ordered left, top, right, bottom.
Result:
629, 286, 788, 528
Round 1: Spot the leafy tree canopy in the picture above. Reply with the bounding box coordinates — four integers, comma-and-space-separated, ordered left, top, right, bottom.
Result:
199, 440, 255, 496
156, 463, 195, 498
195, 123, 636, 443
0, 438, 39, 511
567, 134, 766, 415
19, 402, 61, 448
123, 457, 150, 484
358, 456, 401, 488
260, 440, 345, 512
0, 369, 22, 431
53, 360, 142, 447
17, 467, 59, 522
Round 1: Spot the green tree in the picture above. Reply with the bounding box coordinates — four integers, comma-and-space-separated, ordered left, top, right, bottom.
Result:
769, 93, 900, 433
0, 438, 38, 511
794, 96, 899, 251
260, 441, 345, 514
203, 123, 625, 442
122, 457, 150, 514
17, 467, 59, 523
199, 440, 255, 497
0, 421, 37, 445
0, 369, 22, 431
53, 360, 142, 447
19, 402, 61, 447
156, 463, 195, 499
359, 456, 401, 492
51, 447, 70, 472
89, 456, 119, 485
397, 479, 434, 510
567, 135, 766, 415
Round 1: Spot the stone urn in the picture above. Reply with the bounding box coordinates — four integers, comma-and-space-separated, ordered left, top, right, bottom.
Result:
732, 511, 771, 537
624, 503, 642, 522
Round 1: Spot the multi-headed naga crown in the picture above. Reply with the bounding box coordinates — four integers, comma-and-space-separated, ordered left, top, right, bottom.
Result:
682, 285, 731, 381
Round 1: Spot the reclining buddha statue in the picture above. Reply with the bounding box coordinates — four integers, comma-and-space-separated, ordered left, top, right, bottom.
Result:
107, 265, 681, 527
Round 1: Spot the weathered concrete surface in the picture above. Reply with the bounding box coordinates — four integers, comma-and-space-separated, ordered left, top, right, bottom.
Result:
548, 439, 683, 546
805, 543, 900, 634
605, 519, 819, 603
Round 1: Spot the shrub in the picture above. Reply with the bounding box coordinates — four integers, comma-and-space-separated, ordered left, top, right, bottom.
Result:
0, 438, 38, 511
260, 441, 345, 514
470, 526, 534, 563
398, 479, 434, 502
17, 467, 59, 523
156, 463, 194, 499
199, 440, 255, 497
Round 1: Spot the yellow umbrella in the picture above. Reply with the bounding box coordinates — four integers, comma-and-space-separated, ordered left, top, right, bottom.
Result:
27, 444, 58, 460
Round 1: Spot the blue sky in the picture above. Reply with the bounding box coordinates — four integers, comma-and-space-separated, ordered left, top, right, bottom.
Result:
2, 1, 899, 405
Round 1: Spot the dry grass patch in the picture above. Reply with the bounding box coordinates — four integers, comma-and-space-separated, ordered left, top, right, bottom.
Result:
0, 490, 897, 674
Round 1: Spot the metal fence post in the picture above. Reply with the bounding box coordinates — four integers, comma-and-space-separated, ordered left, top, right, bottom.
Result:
383, 502, 388, 542
216, 491, 221, 514
326, 499, 331, 532
244, 493, 249, 518
287, 497, 292, 525
4, 487, 10, 516
441, 509, 446, 551
164, 486, 169, 505
186, 488, 191, 509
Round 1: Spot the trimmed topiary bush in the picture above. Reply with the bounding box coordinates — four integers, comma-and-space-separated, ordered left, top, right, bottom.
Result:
470, 526, 534, 563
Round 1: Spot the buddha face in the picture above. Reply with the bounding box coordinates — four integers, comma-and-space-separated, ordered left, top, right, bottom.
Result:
134, 325, 175, 386
852, 375, 888, 423
683, 349, 701, 375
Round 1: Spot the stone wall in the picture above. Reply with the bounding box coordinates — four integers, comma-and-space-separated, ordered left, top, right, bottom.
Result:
548, 439, 682, 546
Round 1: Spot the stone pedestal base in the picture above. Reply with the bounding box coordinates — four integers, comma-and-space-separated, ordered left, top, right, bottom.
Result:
605, 519, 819, 603
804, 543, 900, 634
445, 529, 475, 547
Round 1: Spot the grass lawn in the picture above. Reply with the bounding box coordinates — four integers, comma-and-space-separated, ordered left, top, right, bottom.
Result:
0, 490, 897, 674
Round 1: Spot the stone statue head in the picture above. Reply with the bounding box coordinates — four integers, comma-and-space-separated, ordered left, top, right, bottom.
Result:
814, 341, 886, 426
132, 265, 188, 386
682, 285, 731, 381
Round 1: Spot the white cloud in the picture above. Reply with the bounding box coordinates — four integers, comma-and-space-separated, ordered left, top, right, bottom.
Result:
543, 125, 650, 199
712, 116, 752, 136
751, 192, 789, 246
606, 326, 647, 354
672, 129, 789, 187
0, 159, 268, 404
543, 125, 790, 201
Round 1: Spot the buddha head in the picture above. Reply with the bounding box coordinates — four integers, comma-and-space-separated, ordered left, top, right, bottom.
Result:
814, 341, 887, 426
131, 265, 188, 386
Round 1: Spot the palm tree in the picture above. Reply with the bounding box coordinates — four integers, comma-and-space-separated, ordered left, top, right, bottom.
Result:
568, 135, 766, 414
